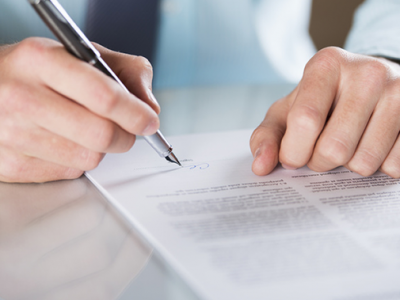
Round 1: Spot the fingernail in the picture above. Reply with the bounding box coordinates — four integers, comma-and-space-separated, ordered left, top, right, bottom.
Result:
142, 119, 159, 136
281, 163, 297, 170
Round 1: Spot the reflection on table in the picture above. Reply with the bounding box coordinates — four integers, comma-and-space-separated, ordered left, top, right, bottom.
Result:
0, 177, 150, 300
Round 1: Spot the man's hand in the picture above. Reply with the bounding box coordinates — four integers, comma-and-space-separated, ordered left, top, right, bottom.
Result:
251, 47, 400, 178
0, 37, 160, 183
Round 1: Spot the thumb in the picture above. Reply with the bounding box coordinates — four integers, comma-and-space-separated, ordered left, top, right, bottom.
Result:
250, 88, 297, 175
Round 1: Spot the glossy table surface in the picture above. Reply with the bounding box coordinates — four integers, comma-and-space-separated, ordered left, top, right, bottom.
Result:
0, 84, 294, 300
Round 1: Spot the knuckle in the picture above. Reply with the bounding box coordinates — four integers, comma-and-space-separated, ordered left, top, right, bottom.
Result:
288, 105, 322, 134
92, 121, 116, 151
316, 136, 352, 166
317, 46, 343, 58
12, 38, 50, 67
306, 47, 342, 73
82, 150, 104, 170
135, 56, 153, 73
132, 56, 154, 84
96, 85, 120, 115
19, 37, 45, 50
363, 60, 389, 81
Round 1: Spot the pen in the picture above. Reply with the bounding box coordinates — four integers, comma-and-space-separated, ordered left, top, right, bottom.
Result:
28, 0, 181, 166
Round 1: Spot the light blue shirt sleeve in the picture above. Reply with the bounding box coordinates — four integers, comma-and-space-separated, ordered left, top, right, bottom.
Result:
345, 0, 400, 60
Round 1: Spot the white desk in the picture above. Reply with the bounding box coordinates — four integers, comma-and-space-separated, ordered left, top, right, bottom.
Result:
0, 84, 293, 300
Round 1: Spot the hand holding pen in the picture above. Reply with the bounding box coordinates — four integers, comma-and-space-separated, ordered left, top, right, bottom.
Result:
0, 1, 175, 183
29, 0, 180, 167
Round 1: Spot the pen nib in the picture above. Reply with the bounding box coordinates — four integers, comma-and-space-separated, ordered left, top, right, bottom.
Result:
166, 152, 181, 166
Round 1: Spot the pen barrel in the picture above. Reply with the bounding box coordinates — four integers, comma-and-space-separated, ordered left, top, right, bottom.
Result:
29, 0, 99, 62
144, 131, 173, 157
28, 0, 176, 161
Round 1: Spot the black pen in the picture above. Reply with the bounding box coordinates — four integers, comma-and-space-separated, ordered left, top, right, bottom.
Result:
28, 0, 181, 166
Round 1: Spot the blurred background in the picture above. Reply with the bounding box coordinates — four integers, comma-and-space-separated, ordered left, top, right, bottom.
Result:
0, 0, 367, 90
309, 0, 364, 50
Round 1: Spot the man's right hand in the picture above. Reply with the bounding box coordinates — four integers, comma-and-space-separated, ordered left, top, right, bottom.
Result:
0, 37, 160, 183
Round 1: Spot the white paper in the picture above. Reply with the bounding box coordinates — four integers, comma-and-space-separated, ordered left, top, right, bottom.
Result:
87, 130, 400, 300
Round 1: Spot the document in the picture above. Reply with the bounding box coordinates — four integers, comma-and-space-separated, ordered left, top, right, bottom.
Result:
87, 130, 400, 300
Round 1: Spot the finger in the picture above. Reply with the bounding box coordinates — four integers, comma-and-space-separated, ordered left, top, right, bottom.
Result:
0, 86, 108, 170
0, 121, 106, 171
381, 134, 400, 178
94, 43, 160, 114
20, 83, 136, 153
279, 48, 340, 169
346, 84, 400, 176
20, 39, 159, 136
0, 147, 83, 183
250, 91, 295, 176
308, 58, 385, 172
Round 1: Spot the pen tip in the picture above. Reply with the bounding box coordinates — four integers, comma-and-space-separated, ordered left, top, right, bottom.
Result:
166, 152, 181, 166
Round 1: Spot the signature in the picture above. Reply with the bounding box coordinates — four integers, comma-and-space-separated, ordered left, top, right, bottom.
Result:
185, 163, 210, 170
